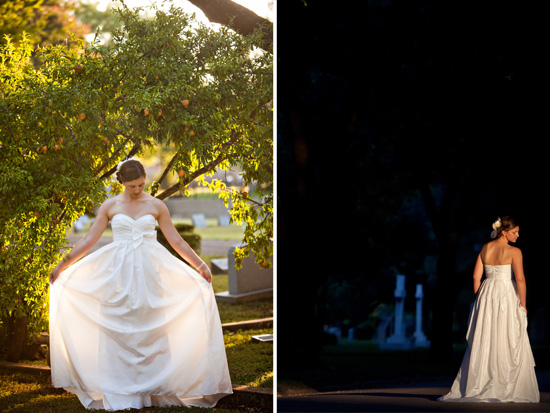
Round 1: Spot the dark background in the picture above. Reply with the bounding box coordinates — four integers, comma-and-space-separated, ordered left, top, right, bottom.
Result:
276, 0, 549, 388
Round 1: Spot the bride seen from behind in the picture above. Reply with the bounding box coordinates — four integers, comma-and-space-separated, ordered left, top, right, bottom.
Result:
438, 216, 539, 403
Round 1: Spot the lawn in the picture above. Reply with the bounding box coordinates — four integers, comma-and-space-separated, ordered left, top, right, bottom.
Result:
0, 366, 270, 413
210, 274, 273, 324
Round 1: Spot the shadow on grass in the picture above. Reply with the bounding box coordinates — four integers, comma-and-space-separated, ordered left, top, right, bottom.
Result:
279, 342, 550, 395
224, 328, 274, 388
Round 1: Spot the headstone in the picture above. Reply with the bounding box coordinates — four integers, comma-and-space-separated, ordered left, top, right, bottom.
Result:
380, 274, 412, 350
218, 215, 231, 227
327, 326, 342, 344
191, 213, 207, 227
376, 314, 394, 346
73, 214, 90, 233
211, 258, 229, 274
214, 244, 273, 303
413, 284, 430, 348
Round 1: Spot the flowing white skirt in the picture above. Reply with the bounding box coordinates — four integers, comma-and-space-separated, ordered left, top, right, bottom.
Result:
439, 265, 539, 403
49, 214, 232, 410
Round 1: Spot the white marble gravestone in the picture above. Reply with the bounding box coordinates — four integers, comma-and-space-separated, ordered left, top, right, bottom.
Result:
191, 213, 207, 227
381, 274, 412, 350
413, 284, 430, 348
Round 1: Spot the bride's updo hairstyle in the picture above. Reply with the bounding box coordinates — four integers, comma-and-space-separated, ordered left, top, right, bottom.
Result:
116, 160, 146, 184
490, 216, 519, 239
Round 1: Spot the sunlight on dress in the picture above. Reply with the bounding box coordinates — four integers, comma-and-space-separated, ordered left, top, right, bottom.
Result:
50, 214, 232, 410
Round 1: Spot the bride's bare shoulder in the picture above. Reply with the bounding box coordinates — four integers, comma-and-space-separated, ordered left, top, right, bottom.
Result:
510, 245, 523, 257
480, 242, 491, 253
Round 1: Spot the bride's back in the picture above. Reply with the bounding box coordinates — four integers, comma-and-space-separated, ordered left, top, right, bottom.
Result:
480, 241, 514, 265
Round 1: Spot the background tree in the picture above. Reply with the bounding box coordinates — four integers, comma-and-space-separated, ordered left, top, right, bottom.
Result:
277, 0, 549, 385
0, 0, 90, 48
0, 2, 272, 361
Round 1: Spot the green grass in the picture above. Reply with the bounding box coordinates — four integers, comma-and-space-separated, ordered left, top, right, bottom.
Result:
217, 300, 273, 324
224, 328, 273, 388
192, 222, 246, 241
0, 368, 261, 412
210, 273, 273, 324
212, 273, 229, 293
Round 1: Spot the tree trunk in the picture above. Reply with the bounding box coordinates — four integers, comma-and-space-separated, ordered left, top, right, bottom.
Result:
430, 236, 460, 361
5, 315, 29, 362
419, 174, 473, 362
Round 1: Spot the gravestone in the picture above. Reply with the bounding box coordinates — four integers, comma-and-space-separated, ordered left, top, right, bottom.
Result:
326, 326, 342, 344
380, 274, 412, 350
215, 244, 273, 303
191, 213, 207, 227
218, 214, 231, 227
211, 258, 229, 274
413, 284, 430, 348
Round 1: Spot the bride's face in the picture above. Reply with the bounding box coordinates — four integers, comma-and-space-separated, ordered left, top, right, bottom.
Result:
123, 176, 146, 198
503, 226, 520, 243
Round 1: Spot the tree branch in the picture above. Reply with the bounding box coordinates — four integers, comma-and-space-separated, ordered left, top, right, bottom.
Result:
187, 0, 272, 49
156, 133, 238, 200
150, 153, 179, 196
98, 142, 140, 180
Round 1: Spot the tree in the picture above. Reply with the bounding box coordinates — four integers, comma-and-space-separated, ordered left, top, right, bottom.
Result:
0, 0, 91, 48
0, 2, 272, 361
277, 0, 549, 381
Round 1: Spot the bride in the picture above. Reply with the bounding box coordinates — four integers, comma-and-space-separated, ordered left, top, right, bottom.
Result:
438, 216, 539, 403
49, 159, 232, 410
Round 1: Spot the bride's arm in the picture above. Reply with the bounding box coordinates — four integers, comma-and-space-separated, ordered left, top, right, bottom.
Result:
156, 200, 212, 284
49, 202, 110, 283
512, 248, 527, 312
472, 254, 484, 295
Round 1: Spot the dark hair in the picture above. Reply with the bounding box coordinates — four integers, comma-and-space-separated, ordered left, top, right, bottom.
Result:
116, 160, 146, 183
491, 216, 519, 239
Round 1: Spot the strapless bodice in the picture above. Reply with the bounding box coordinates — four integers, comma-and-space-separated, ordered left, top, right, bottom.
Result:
484, 264, 512, 280
111, 214, 157, 248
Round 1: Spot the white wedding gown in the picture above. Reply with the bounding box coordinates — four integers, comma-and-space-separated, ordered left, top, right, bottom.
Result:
439, 264, 539, 403
49, 214, 232, 410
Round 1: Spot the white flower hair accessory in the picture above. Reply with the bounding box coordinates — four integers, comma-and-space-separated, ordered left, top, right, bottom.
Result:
490, 217, 502, 239
116, 158, 130, 172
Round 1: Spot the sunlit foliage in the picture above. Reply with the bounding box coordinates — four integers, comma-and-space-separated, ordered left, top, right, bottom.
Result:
0, 3, 272, 348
